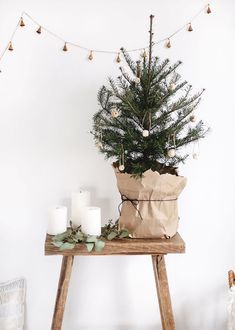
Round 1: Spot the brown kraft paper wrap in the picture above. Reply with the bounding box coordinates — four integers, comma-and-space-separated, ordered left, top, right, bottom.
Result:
114, 169, 187, 238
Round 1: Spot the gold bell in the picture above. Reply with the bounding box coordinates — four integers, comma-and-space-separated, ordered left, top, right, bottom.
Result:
63, 42, 68, 52
188, 23, 193, 32
166, 39, 171, 48
116, 53, 121, 63
88, 50, 93, 61
207, 4, 211, 14
20, 17, 25, 27
36, 26, 42, 34
8, 41, 13, 51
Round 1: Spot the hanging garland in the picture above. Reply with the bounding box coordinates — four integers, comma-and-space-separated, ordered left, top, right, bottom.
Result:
0, 4, 212, 67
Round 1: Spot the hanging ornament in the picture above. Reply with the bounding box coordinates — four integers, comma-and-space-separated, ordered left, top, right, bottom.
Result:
167, 148, 176, 158
8, 41, 13, 51
134, 77, 141, 84
20, 17, 25, 27
188, 23, 193, 32
207, 4, 211, 14
96, 141, 103, 149
190, 114, 196, 122
192, 140, 200, 160
111, 108, 120, 118
118, 145, 125, 172
95, 128, 103, 149
167, 133, 176, 157
88, 50, 93, 61
142, 113, 152, 137
36, 26, 42, 34
169, 82, 176, 91
166, 39, 171, 48
142, 130, 149, 137
119, 145, 125, 172
142, 49, 147, 58
116, 53, 121, 63
63, 42, 68, 52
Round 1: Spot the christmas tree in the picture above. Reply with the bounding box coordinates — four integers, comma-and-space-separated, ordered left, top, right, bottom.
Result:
92, 15, 208, 177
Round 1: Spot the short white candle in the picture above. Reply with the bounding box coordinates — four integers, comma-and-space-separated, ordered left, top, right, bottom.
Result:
71, 190, 91, 226
47, 206, 67, 235
82, 207, 101, 236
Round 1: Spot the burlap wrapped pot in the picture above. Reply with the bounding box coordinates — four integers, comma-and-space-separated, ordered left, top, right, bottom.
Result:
114, 168, 187, 238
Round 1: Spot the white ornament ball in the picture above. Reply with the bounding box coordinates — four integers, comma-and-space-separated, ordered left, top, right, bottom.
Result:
193, 153, 198, 160
111, 109, 120, 118
119, 164, 125, 171
96, 142, 103, 149
167, 148, 176, 158
190, 115, 196, 122
169, 83, 176, 91
142, 130, 149, 137
134, 77, 140, 84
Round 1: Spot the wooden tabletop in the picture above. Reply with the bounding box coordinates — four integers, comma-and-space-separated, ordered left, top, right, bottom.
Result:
45, 233, 185, 256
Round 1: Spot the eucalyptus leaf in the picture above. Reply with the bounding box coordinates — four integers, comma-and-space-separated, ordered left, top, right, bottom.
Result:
51, 220, 130, 253
86, 243, 95, 252
119, 230, 129, 238
53, 231, 69, 241
107, 231, 118, 240
53, 241, 64, 248
86, 235, 98, 243
59, 242, 76, 250
95, 240, 105, 252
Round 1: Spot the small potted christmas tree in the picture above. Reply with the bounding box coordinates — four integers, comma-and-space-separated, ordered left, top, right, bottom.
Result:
92, 15, 208, 238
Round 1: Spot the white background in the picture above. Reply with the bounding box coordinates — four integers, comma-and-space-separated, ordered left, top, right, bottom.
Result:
0, 0, 234, 329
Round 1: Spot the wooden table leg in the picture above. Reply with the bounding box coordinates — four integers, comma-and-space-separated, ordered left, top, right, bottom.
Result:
152, 255, 175, 330
51, 256, 74, 330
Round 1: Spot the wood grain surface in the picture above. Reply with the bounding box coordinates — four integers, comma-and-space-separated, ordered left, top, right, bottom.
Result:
51, 256, 74, 330
45, 233, 185, 256
152, 255, 175, 330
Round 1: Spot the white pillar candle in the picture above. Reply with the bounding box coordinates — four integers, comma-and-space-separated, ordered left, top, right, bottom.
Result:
71, 190, 91, 226
82, 207, 101, 236
47, 206, 67, 235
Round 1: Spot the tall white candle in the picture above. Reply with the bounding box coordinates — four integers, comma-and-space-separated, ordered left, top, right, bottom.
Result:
82, 207, 101, 236
47, 206, 67, 235
71, 190, 91, 226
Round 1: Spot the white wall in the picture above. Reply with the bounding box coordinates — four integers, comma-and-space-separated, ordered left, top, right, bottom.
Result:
0, 0, 234, 329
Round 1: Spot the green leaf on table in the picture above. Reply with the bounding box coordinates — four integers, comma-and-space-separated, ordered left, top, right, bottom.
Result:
95, 240, 105, 252
119, 230, 129, 238
86, 235, 98, 243
59, 242, 75, 250
53, 241, 64, 248
107, 231, 118, 240
53, 231, 69, 242
86, 243, 95, 252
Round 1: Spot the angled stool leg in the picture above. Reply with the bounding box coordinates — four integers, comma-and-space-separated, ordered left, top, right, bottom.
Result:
51, 256, 74, 330
152, 255, 175, 330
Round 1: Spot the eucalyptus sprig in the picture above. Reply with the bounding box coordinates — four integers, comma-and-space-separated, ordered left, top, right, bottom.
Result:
52, 220, 129, 253
101, 219, 129, 240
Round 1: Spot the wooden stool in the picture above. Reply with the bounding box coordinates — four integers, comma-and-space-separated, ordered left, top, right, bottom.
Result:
45, 233, 185, 330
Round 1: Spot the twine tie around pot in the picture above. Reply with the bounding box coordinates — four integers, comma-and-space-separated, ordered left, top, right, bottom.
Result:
118, 194, 178, 221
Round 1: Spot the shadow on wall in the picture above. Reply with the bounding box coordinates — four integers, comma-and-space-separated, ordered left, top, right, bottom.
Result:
175, 285, 227, 330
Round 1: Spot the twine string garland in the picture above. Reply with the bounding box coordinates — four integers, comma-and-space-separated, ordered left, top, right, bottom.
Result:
0, 3, 212, 66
